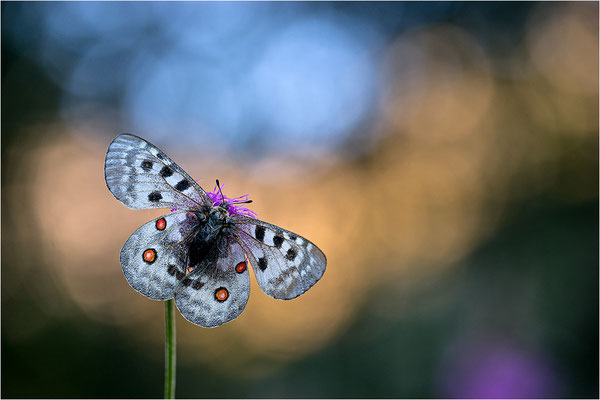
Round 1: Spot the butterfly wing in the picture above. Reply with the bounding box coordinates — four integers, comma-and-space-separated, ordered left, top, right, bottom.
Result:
174, 236, 250, 328
231, 215, 327, 300
105, 133, 213, 210
120, 211, 198, 300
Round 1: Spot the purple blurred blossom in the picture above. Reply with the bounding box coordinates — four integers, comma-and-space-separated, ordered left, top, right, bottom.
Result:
439, 341, 562, 398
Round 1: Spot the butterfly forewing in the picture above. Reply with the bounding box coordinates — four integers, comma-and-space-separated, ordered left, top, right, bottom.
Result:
120, 211, 197, 300
232, 215, 327, 300
174, 237, 250, 328
105, 134, 212, 210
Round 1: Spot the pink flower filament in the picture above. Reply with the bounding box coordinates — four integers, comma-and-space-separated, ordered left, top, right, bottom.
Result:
171, 180, 257, 219
206, 182, 257, 218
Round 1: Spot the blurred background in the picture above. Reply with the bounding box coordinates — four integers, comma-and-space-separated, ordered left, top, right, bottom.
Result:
2, 2, 598, 398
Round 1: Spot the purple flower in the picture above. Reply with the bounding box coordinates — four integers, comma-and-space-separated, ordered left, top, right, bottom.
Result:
206, 182, 257, 218
171, 180, 257, 218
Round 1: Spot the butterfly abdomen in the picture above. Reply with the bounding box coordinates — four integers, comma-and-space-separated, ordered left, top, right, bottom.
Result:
188, 225, 230, 267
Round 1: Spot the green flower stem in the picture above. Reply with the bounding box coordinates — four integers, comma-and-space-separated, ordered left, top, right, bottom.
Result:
164, 299, 176, 399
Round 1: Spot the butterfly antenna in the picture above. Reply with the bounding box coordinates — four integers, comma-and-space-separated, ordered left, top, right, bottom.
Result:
231, 199, 253, 205
216, 179, 225, 204
216, 179, 252, 205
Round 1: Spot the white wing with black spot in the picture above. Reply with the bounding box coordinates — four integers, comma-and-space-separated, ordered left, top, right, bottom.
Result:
120, 211, 198, 300
105, 133, 212, 210
174, 237, 250, 328
232, 215, 327, 300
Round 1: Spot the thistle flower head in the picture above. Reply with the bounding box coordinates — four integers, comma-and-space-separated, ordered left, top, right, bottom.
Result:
171, 180, 257, 218
206, 182, 257, 218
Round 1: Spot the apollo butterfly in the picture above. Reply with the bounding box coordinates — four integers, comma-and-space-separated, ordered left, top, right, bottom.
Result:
104, 134, 327, 327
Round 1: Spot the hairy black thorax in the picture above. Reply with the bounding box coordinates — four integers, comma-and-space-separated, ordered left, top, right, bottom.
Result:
187, 205, 233, 269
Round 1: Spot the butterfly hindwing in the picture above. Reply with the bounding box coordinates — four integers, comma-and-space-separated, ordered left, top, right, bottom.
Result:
105, 133, 212, 210
120, 211, 198, 300
232, 215, 327, 300
174, 236, 250, 328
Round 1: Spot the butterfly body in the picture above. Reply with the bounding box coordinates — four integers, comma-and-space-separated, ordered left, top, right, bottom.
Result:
105, 134, 327, 327
187, 206, 233, 269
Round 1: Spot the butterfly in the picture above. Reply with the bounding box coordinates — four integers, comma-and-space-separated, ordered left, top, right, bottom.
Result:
104, 134, 327, 328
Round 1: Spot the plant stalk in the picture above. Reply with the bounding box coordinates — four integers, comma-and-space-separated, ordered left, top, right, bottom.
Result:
164, 299, 176, 399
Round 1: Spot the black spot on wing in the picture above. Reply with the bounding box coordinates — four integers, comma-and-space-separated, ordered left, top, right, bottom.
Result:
157, 152, 166, 160
193, 281, 204, 290
141, 160, 153, 171
175, 179, 190, 191
258, 257, 268, 271
148, 191, 162, 202
273, 235, 284, 248
159, 165, 173, 178
285, 248, 297, 261
255, 226, 265, 242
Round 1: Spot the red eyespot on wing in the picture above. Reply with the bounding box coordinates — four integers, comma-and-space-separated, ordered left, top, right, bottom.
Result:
155, 218, 166, 230
215, 287, 229, 302
143, 249, 157, 263
235, 262, 247, 274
